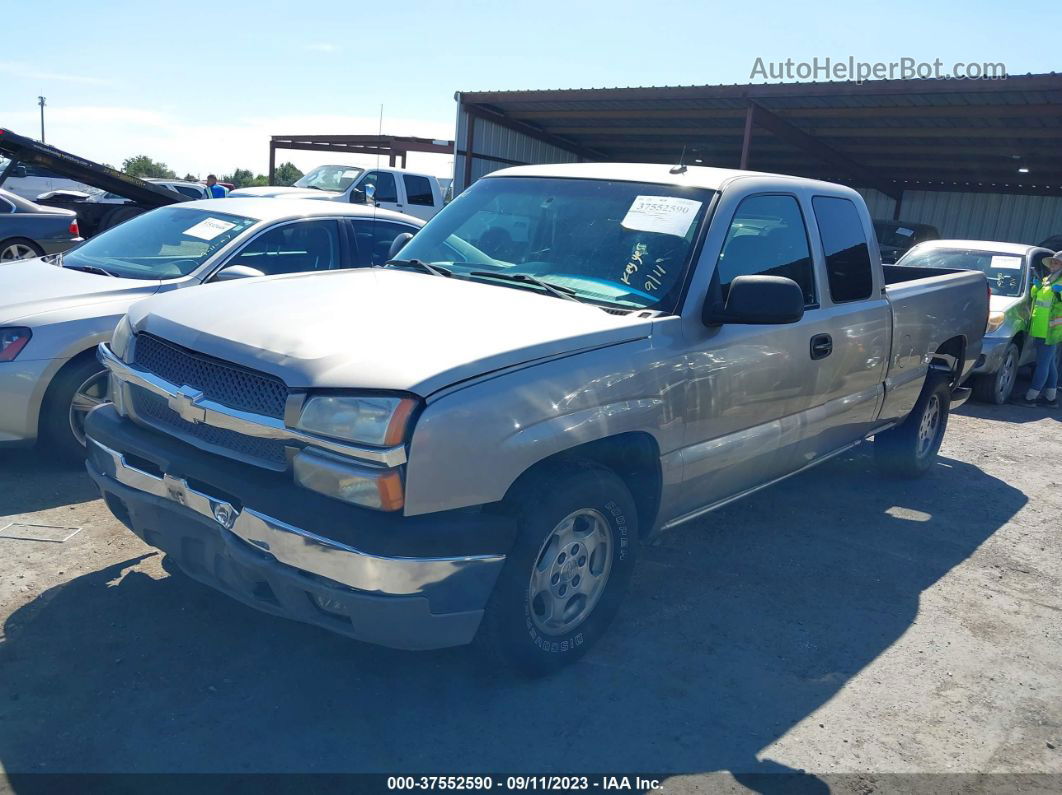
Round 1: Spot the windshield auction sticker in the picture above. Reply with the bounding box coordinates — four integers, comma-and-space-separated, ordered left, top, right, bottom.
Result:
183, 217, 237, 241
990, 255, 1022, 270
621, 196, 702, 238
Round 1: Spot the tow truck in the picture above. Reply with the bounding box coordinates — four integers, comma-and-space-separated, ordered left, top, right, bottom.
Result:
0, 127, 189, 237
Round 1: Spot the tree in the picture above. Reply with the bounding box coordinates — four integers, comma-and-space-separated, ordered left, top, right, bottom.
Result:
273, 161, 304, 187
122, 155, 176, 179
182, 173, 198, 182
222, 168, 269, 188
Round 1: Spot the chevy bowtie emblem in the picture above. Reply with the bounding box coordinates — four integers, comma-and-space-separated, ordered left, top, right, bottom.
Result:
168, 385, 207, 424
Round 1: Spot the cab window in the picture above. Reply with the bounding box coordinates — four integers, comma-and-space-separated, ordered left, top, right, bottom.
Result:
716, 194, 816, 306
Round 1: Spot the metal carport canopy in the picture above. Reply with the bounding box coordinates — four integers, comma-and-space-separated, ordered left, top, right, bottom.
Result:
456, 73, 1062, 199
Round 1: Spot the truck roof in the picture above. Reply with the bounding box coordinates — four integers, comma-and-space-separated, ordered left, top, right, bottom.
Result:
487, 161, 860, 195
169, 197, 424, 225
914, 239, 1044, 255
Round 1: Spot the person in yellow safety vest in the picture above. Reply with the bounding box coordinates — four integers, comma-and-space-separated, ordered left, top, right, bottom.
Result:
1013, 250, 1062, 408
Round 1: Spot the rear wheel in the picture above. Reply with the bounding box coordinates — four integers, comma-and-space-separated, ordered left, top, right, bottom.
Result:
0, 237, 44, 263
874, 375, 951, 478
477, 462, 639, 676
973, 343, 1019, 404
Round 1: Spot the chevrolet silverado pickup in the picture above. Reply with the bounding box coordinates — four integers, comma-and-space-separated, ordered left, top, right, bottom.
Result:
85, 163, 988, 674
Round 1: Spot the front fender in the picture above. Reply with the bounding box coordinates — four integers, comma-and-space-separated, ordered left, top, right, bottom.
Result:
402, 339, 684, 516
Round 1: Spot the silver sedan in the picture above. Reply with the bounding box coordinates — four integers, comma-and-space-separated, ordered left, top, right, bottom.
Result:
0, 197, 422, 459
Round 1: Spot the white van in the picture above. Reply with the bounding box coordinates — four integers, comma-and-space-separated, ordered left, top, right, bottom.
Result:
0, 157, 95, 201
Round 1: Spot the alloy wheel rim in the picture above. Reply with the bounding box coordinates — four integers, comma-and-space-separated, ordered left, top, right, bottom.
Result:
997, 352, 1016, 401
68, 371, 109, 447
1, 243, 35, 262
916, 394, 941, 459
528, 508, 613, 636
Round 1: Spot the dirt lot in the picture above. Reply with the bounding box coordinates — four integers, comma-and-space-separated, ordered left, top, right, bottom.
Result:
1, 391, 1060, 792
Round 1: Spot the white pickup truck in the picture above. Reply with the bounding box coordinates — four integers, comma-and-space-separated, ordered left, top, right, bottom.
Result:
87, 163, 988, 675
230, 164, 445, 221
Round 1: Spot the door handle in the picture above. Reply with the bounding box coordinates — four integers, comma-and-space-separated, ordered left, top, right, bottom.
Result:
810, 333, 833, 360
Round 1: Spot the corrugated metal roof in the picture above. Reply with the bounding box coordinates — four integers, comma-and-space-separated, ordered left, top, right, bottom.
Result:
457, 73, 1062, 195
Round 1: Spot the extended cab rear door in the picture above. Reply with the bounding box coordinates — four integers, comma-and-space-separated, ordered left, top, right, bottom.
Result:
796, 193, 891, 460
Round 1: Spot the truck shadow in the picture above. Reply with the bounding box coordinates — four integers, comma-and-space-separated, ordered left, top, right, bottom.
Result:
0, 449, 99, 516
0, 452, 1024, 789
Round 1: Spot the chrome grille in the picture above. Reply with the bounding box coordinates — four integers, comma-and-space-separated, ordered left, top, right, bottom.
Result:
131, 388, 289, 471
132, 334, 288, 419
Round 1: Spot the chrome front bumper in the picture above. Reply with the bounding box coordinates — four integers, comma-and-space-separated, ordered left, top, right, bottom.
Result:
87, 434, 506, 649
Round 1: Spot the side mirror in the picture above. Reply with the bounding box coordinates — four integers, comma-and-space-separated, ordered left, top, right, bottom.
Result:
213, 264, 266, 282
703, 275, 805, 326
387, 232, 414, 260
13, 164, 27, 178
351, 183, 377, 205
351, 188, 366, 204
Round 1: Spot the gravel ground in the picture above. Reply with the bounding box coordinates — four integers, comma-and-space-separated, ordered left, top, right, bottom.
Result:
0, 392, 1059, 793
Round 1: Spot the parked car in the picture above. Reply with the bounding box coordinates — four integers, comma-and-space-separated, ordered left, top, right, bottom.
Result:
0, 157, 95, 201
896, 240, 1053, 404
873, 220, 940, 264
0, 188, 82, 263
230, 164, 445, 221
0, 198, 421, 459
87, 163, 986, 674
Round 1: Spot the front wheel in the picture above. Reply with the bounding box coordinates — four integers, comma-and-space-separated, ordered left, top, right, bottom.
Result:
973, 343, 1018, 405
874, 375, 951, 478
477, 462, 639, 676
40, 359, 110, 463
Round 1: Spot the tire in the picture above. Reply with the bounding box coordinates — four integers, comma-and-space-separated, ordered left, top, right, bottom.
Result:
973, 342, 1019, 405
874, 375, 951, 478
39, 357, 110, 463
0, 237, 45, 263
477, 461, 639, 676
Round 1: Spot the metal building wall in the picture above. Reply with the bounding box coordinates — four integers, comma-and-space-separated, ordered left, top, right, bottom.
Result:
454, 105, 581, 194
898, 191, 1062, 245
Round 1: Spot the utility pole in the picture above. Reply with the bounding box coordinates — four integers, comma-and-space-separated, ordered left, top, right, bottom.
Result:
38, 96, 46, 143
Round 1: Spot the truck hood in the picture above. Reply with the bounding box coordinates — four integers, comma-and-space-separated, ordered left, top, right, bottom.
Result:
129, 268, 655, 395
989, 293, 1024, 314
227, 186, 341, 201
0, 259, 160, 324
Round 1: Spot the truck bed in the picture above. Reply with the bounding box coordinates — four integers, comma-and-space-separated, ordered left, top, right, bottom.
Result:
879, 264, 989, 420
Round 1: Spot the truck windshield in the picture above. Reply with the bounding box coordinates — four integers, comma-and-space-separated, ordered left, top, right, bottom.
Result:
397, 176, 714, 310
898, 248, 1026, 297
294, 165, 364, 192
60, 206, 257, 280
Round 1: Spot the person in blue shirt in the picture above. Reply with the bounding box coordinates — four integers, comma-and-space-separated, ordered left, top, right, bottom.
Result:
205, 174, 227, 198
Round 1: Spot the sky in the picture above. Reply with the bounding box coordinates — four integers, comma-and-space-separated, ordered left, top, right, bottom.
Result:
1, 0, 1058, 180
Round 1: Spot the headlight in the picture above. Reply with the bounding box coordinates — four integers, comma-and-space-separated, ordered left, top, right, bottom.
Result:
295, 394, 417, 447
111, 316, 133, 360
986, 311, 1006, 333
0, 327, 32, 362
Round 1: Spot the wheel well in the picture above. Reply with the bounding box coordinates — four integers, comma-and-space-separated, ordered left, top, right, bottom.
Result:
39, 347, 100, 417
932, 336, 966, 384
507, 433, 663, 538
1012, 332, 1027, 353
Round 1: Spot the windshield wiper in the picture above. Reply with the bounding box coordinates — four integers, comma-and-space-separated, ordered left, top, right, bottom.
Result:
62, 261, 116, 277
467, 271, 579, 302
385, 259, 453, 278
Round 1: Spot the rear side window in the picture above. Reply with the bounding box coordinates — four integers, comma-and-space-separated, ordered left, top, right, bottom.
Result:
173, 185, 205, 199
403, 175, 434, 206
716, 194, 816, 306
814, 196, 874, 303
